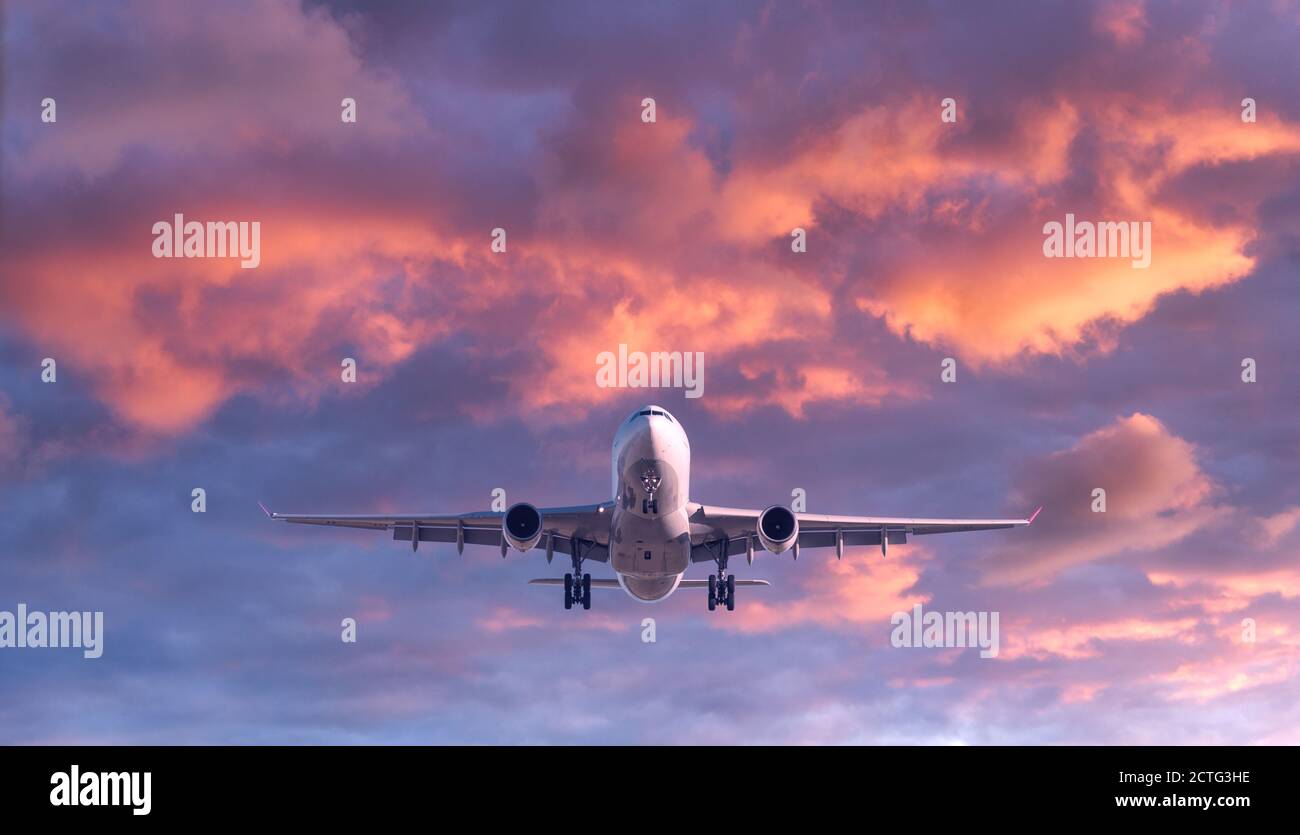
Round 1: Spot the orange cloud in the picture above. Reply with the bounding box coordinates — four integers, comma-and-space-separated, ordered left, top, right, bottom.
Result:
6, 3, 1299, 438
853, 103, 1297, 364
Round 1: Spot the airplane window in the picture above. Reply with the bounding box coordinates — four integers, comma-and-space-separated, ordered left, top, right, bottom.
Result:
638, 409, 651, 416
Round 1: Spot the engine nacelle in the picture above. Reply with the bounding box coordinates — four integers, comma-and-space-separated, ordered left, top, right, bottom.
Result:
503, 502, 544, 552
757, 505, 799, 554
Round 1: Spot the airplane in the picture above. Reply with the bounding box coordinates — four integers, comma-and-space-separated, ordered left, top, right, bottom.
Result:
262, 405, 1040, 612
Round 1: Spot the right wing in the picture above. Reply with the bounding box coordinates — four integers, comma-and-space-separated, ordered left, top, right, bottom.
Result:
260, 501, 613, 561
688, 504, 1040, 561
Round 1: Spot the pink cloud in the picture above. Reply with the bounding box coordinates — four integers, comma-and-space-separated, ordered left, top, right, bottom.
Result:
983, 413, 1224, 584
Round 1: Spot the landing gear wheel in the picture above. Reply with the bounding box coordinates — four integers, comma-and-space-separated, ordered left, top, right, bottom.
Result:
564, 573, 574, 610
581, 573, 592, 610
707, 541, 734, 613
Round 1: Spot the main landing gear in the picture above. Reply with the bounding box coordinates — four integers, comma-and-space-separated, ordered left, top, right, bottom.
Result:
563, 544, 592, 610
707, 549, 736, 612
563, 573, 591, 610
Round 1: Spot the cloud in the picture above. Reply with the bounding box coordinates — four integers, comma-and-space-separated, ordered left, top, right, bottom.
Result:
714, 550, 927, 634
983, 413, 1223, 583
0, 396, 26, 474
5, 0, 1298, 436
5, 0, 420, 181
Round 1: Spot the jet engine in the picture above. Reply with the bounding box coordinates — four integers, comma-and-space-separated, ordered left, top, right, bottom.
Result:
757, 505, 799, 554
503, 502, 544, 552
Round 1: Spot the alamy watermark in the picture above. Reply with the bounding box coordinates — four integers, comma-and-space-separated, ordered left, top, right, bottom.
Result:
51, 766, 150, 815
596, 344, 704, 398
1042, 213, 1151, 268
890, 603, 999, 659
0, 604, 103, 659
152, 213, 260, 268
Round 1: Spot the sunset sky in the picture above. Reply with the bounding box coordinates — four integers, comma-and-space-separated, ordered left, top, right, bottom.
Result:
1, 0, 1298, 743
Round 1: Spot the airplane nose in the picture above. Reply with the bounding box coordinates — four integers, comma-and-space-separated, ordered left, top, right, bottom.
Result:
644, 416, 680, 455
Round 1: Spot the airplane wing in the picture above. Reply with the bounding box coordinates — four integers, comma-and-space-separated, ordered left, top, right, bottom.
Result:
260, 501, 614, 562
687, 503, 1040, 562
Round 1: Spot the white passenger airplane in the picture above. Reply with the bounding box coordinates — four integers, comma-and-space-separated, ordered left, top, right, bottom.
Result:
263, 405, 1039, 611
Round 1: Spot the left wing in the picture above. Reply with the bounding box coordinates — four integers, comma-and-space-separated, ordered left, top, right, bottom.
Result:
260, 501, 613, 561
688, 504, 1040, 562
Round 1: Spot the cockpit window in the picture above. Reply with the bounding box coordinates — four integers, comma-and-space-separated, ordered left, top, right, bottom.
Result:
630, 408, 674, 422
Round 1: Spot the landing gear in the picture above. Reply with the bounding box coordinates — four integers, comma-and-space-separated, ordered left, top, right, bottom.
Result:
708, 573, 736, 611
562, 572, 592, 609
563, 545, 593, 611
706, 545, 737, 612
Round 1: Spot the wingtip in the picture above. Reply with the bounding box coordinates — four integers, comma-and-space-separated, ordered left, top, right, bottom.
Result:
257, 500, 273, 519
1027, 506, 1043, 525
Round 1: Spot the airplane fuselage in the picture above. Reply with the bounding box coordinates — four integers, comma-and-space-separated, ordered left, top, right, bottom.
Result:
609, 406, 693, 602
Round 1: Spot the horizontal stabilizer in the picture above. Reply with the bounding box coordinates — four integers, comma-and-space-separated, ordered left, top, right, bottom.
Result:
529, 578, 622, 588
528, 578, 771, 589
679, 579, 770, 588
